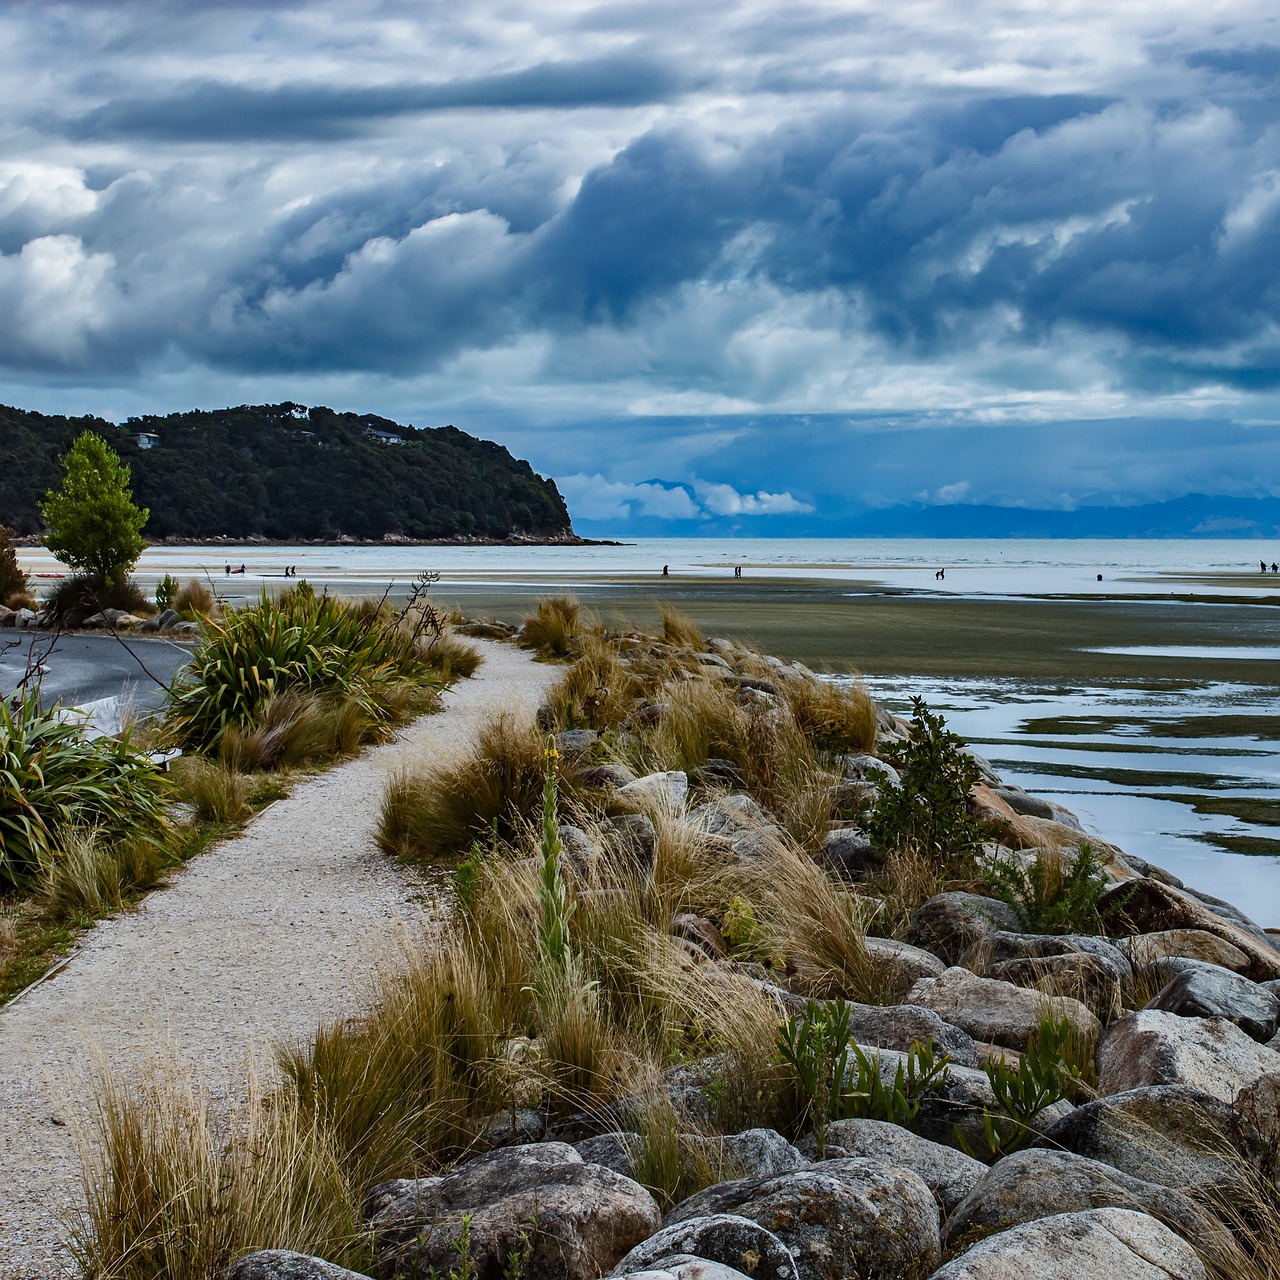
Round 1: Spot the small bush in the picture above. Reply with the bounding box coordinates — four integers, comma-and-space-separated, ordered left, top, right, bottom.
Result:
982, 843, 1109, 935
155, 573, 180, 611
377, 715, 545, 861
867, 697, 984, 871
38, 828, 169, 919
43, 573, 151, 625
0, 524, 27, 602
216, 690, 331, 772
518, 595, 582, 657
0, 694, 171, 890
173, 577, 216, 620
173, 758, 250, 825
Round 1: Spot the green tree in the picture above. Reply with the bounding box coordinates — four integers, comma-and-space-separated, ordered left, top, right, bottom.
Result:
0, 523, 28, 603
40, 432, 149, 587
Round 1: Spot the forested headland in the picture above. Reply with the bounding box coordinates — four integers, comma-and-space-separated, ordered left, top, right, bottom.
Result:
0, 402, 576, 542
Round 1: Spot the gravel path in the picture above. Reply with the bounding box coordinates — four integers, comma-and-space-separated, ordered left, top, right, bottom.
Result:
0, 640, 557, 1277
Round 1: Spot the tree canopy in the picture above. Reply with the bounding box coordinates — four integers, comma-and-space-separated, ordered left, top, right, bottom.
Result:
40, 432, 149, 586
1, 403, 573, 542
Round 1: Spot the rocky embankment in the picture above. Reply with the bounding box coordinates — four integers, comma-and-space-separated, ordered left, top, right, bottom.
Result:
203, 631, 1280, 1280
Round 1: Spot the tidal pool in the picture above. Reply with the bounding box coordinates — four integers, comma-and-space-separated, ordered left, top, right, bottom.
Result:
853, 674, 1280, 927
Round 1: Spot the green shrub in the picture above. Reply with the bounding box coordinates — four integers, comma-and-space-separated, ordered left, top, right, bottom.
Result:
0, 524, 27, 603
167, 590, 440, 755
982, 843, 1109, 935
173, 577, 215, 620
0, 695, 170, 890
155, 574, 180, 611
842, 1039, 951, 1129
867, 697, 984, 870
43, 572, 151, 624
960, 1016, 1086, 1160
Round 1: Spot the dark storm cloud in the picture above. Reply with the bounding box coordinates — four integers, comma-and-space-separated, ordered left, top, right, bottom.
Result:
62, 54, 696, 143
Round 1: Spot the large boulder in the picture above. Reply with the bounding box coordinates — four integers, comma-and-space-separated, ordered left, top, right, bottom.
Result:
863, 937, 946, 998
822, 1118, 984, 1213
610, 1214, 798, 1280
222, 1254, 372, 1280
1118, 930, 1252, 973
943, 1148, 1210, 1251
905, 966, 1101, 1050
619, 771, 689, 812
683, 1129, 807, 1181
926, 1208, 1206, 1279
1036, 1083, 1268, 1193
1146, 967, 1280, 1041
843, 1001, 979, 1067
817, 828, 881, 882
1097, 1009, 1280, 1101
664, 1158, 941, 1280
981, 932, 1132, 977
1099, 880, 1280, 981
908, 895, 1022, 966
984, 952, 1124, 1020
686, 794, 771, 836
363, 1142, 660, 1280
614, 1258, 756, 1280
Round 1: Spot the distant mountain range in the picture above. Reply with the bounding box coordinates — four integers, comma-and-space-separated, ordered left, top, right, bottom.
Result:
1, 403, 575, 543
571, 491, 1280, 540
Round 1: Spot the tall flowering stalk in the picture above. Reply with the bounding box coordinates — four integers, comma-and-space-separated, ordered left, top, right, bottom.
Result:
535, 738, 586, 999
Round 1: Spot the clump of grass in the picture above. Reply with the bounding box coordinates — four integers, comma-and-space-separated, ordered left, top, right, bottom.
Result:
660, 607, 704, 651
172, 577, 216, 621
37, 828, 169, 920
547, 630, 639, 730
518, 595, 582, 658
216, 690, 331, 773
628, 1093, 737, 1213
377, 714, 546, 860
74, 1065, 369, 1280
784, 675, 878, 754
172, 757, 251, 825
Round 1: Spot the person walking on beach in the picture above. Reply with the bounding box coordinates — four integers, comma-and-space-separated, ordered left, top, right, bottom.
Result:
225, 563, 231, 575
662, 564, 669, 577
1263, 561, 1269, 574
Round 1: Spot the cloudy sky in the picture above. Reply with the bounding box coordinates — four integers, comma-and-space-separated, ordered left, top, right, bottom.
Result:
4, 0, 1280, 534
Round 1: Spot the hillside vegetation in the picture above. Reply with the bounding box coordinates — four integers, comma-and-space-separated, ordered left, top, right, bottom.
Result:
0, 402, 572, 542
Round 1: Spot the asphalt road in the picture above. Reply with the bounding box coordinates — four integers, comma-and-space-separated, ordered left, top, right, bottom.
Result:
0, 631, 193, 715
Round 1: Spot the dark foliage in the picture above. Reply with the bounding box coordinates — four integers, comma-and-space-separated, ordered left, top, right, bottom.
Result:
0, 402, 572, 541
42, 574, 151, 626
0, 524, 27, 603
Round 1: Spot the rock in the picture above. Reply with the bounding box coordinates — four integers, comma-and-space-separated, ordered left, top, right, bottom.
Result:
1037, 1083, 1268, 1193
863, 937, 946, 999
1097, 1009, 1280, 1101
556, 729, 599, 758
822, 1119, 983, 1213
14, 607, 36, 628
943, 1149, 1209, 1252
364, 1142, 660, 1280
602, 814, 658, 876
173, 620, 200, 634
684, 1129, 806, 1180
686, 794, 771, 836
838, 755, 901, 787
1099, 879, 1280, 981
1118, 930, 1253, 973
671, 914, 728, 960
614, 1255, 757, 1280
963, 748, 1002, 785
1234, 1072, 1280, 1142
692, 651, 734, 671
574, 1132, 640, 1177
926, 1208, 1206, 1280
816, 828, 881, 881
665, 1158, 941, 1280
478, 1108, 545, 1149
1146, 967, 1280, 1041
729, 826, 789, 862
222, 1252, 374, 1280
619, 771, 689, 812
906, 966, 1101, 1050
1120, 853, 1184, 888
843, 1001, 979, 1068
577, 763, 639, 790
560, 825, 603, 878
990, 787, 1057, 821
690, 757, 743, 788
81, 611, 107, 628
982, 932, 1132, 978
157, 607, 181, 628
611, 1214, 798, 1280
984, 952, 1124, 1019
908, 895, 1022, 966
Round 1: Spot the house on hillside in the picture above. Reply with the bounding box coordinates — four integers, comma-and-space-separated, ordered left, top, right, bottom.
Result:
134, 431, 161, 449
363, 426, 404, 446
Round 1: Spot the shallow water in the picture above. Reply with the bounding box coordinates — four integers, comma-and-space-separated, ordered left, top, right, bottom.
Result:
857, 673, 1280, 926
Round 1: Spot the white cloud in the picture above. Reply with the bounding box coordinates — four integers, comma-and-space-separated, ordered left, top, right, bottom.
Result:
693, 480, 814, 516
556, 474, 700, 521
